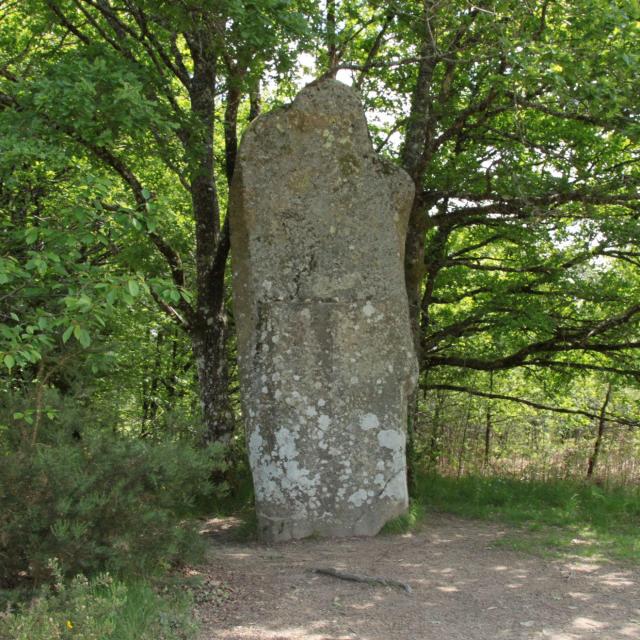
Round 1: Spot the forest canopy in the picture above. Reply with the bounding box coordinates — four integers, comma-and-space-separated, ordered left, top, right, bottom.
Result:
1, 0, 639, 480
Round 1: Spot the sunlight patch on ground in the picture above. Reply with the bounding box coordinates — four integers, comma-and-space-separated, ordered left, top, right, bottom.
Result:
572, 616, 608, 631
598, 571, 636, 587
219, 626, 357, 640
619, 622, 640, 637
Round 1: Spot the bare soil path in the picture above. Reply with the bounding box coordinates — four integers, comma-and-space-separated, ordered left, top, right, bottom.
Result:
193, 514, 640, 640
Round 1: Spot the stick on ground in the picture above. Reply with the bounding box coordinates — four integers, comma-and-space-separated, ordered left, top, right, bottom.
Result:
311, 567, 413, 594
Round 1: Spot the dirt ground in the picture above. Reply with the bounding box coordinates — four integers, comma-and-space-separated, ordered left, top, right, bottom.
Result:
192, 514, 640, 640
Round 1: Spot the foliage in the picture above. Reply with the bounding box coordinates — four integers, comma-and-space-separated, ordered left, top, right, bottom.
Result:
0, 434, 225, 588
0, 562, 196, 640
412, 376, 640, 483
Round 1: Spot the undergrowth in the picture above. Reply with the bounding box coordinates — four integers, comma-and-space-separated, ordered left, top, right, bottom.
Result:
0, 561, 196, 640
410, 474, 640, 563
0, 432, 225, 638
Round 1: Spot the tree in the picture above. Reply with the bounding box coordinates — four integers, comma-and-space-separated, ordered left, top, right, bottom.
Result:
1, 0, 314, 442
329, 0, 640, 425
2, 0, 639, 452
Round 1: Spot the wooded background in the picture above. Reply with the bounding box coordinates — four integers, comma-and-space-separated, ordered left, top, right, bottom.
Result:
2, 0, 639, 484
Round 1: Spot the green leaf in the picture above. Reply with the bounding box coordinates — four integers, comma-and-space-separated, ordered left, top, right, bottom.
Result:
127, 280, 140, 297
25, 228, 39, 244
3, 354, 15, 371
74, 326, 91, 348
62, 325, 74, 344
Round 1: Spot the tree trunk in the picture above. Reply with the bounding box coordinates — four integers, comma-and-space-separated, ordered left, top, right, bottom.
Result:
249, 80, 261, 121
401, 0, 437, 358
456, 398, 472, 479
427, 389, 443, 471
185, 25, 235, 444
405, 389, 419, 494
326, 0, 338, 75
141, 329, 163, 437
191, 318, 233, 445
587, 383, 612, 479
483, 371, 494, 469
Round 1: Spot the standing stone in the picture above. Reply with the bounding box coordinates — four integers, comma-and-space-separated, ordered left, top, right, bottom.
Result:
229, 79, 418, 542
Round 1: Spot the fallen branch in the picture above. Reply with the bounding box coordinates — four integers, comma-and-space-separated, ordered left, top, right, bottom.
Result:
311, 567, 412, 594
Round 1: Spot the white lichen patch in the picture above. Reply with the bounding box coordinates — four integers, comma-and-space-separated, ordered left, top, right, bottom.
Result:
359, 413, 379, 430
282, 460, 312, 488
275, 428, 297, 460
348, 489, 369, 507
318, 414, 331, 430
362, 301, 375, 317
377, 429, 404, 450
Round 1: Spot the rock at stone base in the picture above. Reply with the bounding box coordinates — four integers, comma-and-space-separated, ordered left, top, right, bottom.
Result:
229, 79, 418, 542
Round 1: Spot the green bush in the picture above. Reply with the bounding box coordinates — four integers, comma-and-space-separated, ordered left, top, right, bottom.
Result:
0, 561, 196, 640
0, 434, 224, 587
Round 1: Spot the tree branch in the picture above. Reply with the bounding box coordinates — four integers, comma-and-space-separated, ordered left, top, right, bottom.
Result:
425, 383, 639, 427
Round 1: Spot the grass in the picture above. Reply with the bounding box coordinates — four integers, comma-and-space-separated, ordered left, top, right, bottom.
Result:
410, 474, 640, 563
0, 574, 197, 640
111, 580, 197, 640
0, 577, 200, 638
380, 501, 426, 535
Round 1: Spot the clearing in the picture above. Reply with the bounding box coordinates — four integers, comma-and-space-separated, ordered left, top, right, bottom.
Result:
193, 513, 639, 640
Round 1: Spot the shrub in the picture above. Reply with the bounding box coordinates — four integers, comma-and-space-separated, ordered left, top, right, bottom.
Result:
0, 561, 196, 640
0, 434, 225, 587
